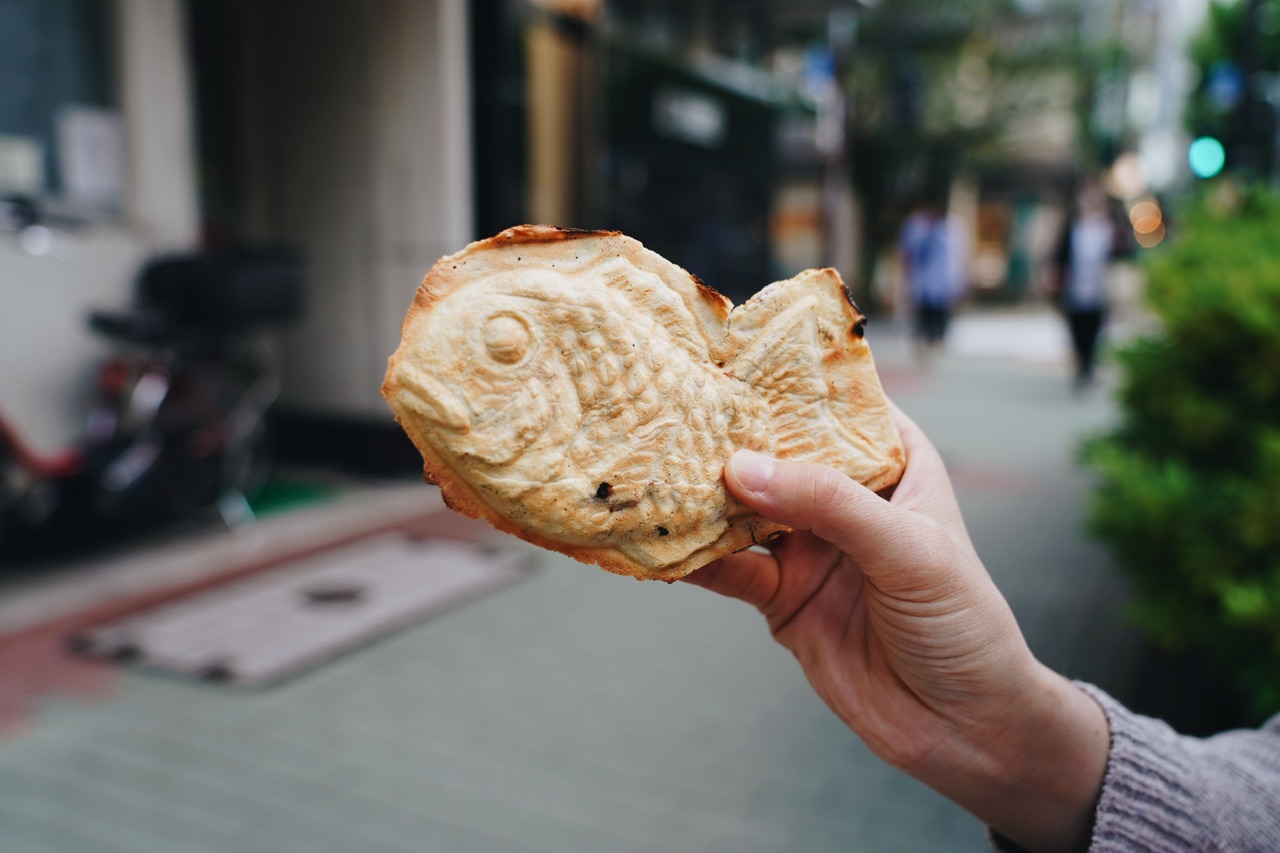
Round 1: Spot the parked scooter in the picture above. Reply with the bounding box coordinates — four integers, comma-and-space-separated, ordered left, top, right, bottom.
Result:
0, 248, 304, 564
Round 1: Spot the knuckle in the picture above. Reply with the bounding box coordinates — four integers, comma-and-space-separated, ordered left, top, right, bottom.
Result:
742, 569, 774, 607
801, 465, 855, 516
903, 519, 971, 591
918, 518, 956, 555
796, 465, 863, 541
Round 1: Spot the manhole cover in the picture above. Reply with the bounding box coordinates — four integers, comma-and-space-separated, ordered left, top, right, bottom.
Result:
72, 535, 528, 686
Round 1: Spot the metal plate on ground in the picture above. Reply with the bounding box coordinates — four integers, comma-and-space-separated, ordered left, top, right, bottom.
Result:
72, 535, 528, 687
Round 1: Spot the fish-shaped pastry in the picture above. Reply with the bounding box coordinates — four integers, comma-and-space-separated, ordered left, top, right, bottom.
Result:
383, 225, 904, 581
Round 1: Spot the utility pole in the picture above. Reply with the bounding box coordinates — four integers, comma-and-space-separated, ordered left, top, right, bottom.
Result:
1237, 0, 1266, 176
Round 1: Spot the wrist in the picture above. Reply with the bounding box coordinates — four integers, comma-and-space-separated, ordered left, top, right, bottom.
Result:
907, 664, 1109, 853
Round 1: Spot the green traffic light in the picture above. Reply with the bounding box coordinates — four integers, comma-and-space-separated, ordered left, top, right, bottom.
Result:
1188, 136, 1226, 179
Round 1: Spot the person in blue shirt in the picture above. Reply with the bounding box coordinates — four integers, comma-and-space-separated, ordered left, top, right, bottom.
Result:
898, 195, 967, 356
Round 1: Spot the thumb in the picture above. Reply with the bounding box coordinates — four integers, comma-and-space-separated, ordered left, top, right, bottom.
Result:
725, 450, 943, 588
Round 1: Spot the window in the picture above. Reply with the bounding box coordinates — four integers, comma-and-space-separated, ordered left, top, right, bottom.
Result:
0, 0, 117, 204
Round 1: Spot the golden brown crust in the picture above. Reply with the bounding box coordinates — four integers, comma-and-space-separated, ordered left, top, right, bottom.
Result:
383, 226, 903, 581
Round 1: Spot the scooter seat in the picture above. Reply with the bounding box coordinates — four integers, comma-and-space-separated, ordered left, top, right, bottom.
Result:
88, 308, 171, 343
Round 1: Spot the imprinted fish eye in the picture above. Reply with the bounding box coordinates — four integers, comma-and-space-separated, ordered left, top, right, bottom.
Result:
482, 313, 532, 365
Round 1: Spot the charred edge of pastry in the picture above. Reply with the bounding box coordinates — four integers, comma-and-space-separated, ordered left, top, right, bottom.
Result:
497, 224, 623, 244
831, 275, 866, 316
686, 271, 734, 313
834, 277, 875, 333
494, 225, 732, 318
796, 267, 867, 336
836, 280, 868, 338
403, 226, 618, 317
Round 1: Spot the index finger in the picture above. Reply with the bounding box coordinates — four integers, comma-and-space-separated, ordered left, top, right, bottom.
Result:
886, 399, 975, 556
888, 400, 948, 482
680, 547, 780, 610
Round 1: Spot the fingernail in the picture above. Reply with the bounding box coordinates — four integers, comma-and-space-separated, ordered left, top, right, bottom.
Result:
730, 450, 775, 493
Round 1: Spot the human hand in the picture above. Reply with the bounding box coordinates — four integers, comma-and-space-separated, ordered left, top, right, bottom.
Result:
685, 405, 1109, 853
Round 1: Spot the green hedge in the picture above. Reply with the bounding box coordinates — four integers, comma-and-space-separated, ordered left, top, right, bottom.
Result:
1082, 183, 1280, 721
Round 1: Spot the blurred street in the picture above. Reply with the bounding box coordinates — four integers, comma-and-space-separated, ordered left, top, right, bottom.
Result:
0, 308, 1145, 853
4, 0, 1276, 848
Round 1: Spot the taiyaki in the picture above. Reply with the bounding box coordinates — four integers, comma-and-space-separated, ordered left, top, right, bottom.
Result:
382, 225, 904, 581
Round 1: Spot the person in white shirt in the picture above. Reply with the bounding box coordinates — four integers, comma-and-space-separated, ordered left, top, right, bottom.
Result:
1050, 182, 1119, 389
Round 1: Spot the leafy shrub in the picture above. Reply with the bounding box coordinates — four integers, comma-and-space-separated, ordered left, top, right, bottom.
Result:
1082, 183, 1280, 720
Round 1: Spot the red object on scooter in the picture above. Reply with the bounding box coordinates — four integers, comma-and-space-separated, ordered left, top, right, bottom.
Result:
0, 412, 85, 480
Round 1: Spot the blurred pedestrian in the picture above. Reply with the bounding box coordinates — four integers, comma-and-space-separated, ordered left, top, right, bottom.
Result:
1049, 181, 1123, 390
898, 195, 968, 358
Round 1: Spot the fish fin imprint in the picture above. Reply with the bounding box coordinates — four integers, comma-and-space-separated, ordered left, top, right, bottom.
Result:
725, 268, 904, 493
494, 226, 728, 368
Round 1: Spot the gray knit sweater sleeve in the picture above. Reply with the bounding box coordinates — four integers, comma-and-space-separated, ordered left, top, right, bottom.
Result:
991, 682, 1280, 852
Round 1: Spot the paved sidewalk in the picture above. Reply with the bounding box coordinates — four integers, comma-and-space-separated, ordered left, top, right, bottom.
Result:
0, 309, 1144, 853
876, 315, 1143, 695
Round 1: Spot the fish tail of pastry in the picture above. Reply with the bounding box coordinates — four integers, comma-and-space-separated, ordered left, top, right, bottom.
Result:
732, 293, 829, 456
728, 269, 902, 489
